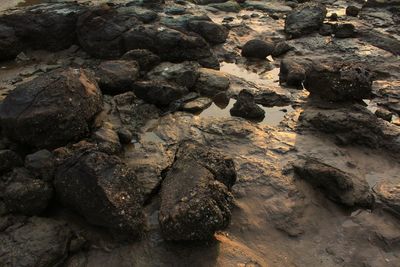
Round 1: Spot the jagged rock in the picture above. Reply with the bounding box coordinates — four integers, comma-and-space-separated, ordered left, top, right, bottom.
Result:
334, 23, 356, 38
147, 61, 200, 89
0, 150, 22, 175
3, 168, 53, 216
373, 181, 400, 215
304, 62, 372, 102
97, 60, 140, 95
0, 217, 73, 267
92, 125, 122, 154
187, 20, 228, 44
284, 3, 327, 37
194, 68, 230, 96
241, 39, 275, 59
230, 90, 265, 121
294, 158, 374, 207
54, 150, 144, 236
159, 158, 234, 240
346, 5, 360, 17
133, 80, 189, 107
0, 68, 103, 149
121, 49, 161, 71
25, 150, 55, 181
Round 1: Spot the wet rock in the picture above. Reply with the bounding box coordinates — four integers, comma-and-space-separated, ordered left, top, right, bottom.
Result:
187, 20, 229, 44
147, 61, 200, 89
230, 90, 265, 121
373, 181, 400, 215
117, 128, 133, 144
25, 150, 55, 181
133, 80, 189, 107
304, 62, 372, 102
334, 23, 356, 38
241, 39, 275, 59
159, 158, 234, 240
279, 58, 308, 88
346, 5, 360, 17
97, 60, 140, 95
3, 168, 53, 216
54, 150, 144, 236
0, 217, 73, 267
92, 124, 122, 154
194, 68, 230, 96
0, 68, 103, 149
182, 97, 213, 113
284, 3, 327, 38
0, 150, 22, 175
271, 41, 293, 57
121, 49, 161, 71
375, 108, 393, 122
294, 158, 374, 207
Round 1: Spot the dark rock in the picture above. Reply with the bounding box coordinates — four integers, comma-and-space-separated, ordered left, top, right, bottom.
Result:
194, 68, 230, 96
294, 158, 374, 207
375, 108, 393, 122
117, 6, 158, 23
208, 2, 242, 13
165, 6, 186, 15
230, 90, 265, 121
97, 60, 140, 95
0, 68, 103, 149
194, 0, 228, 4
304, 62, 372, 102
133, 80, 189, 107
25, 150, 55, 181
0, 24, 21, 60
364, 0, 400, 7
0, 217, 73, 267
284, 3, 327, 37
329, 13, 338, 21
319, 23, 334, 36
0, 150, 22, 175
241, 39, 275, 59
334, 23, 356, 38
159, 158, 233, 240
117, 128, 133, 144
279, 58, 308, 88
121, 49, 161, 71
359, 30, 400, 56
213, 92, 230, 108
54, 150, 144, 236
271, 41, 293, 57
182, 97, 213, 113
346, 5, 360, 17
187, 20, 229, 44
373, 181, 400, 215
92, 125, 122, 154
3, 168, 53, 216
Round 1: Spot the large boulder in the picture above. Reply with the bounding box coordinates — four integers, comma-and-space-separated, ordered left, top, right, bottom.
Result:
241, 39, 275, 59
0, 68, 103, 149
230, 90, 265, 121
284, 3, 327, 38
187, 20, 229, 44
304, 62, 373, 102
54, 150, 144, 236
294, 158, 374, 207
0, 217, 73, 267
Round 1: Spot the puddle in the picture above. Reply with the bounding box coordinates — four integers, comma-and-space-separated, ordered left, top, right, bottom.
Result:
220, 62, 280, 86
199, 98, 293, 126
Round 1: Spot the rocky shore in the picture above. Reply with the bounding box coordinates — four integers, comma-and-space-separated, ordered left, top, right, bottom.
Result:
0, 0, 400, 266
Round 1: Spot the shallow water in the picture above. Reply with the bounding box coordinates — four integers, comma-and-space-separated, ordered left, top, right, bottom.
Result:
220, 62, 280, 86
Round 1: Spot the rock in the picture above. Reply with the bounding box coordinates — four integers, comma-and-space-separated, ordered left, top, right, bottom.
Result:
121, 49, 161, 71
319, 23, 334, 36
375, 108, 393, 122
97, 60, 140, 95
3, 168, 53, 216
194, 0, 228, 5
359, 30, 400, 56
373, 181, 400, 214
364, 0, 400, 7
329, 13, 338, 21
92, 125, 122, 154
230, 90, 265, 121
176, 141, 237, 189
242, 1, 292, 13
0, 68, 103, 149
271, 41, 293, 57
334, 23, 356, 38
133, 80, 189, 107
294, 158, 374, 207
182, 97, 213, 113
165, 6, 186, 15
187, 20, 229, 44
279, 58, 308, 88
0, 25, 20, 60
304, 62, 372, 102
54, 150, 144, 236
241, 39, 275, 59
117, 128, 133, 144
0, 150, 22, 175
0, 217, 73, 267
159, 158, 234, 240
194, 68, 230, 96
346, 5, 360, 17
25, 150, 55, 181
147, 61, 200, 89
284, 3, 327, 38
208, 2, 241, 13
117, 6, 158, 23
